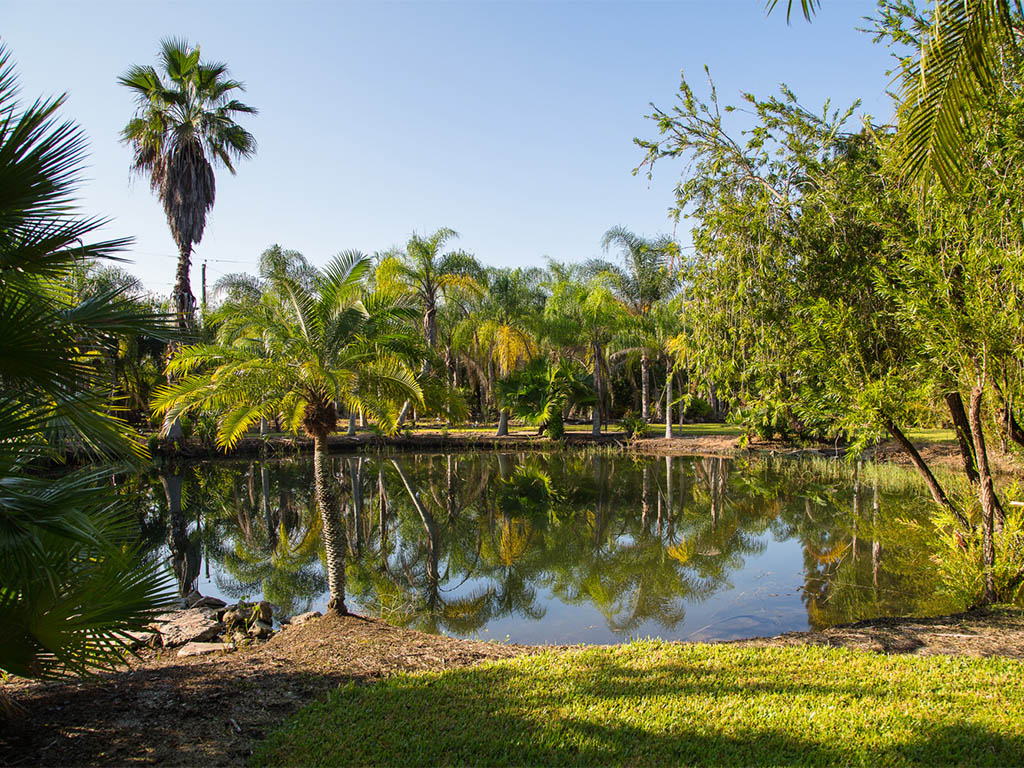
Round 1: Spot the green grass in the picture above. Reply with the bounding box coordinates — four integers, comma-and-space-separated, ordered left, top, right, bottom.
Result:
254, 642, 1024, 767
904, 428, 956, 444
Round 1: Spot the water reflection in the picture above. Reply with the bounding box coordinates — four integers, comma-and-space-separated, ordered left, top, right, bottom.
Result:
127, 452, 959, 643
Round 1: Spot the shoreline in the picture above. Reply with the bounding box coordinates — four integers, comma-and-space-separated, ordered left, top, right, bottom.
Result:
3, 606, 1022, 766
150, 428, 1020, 476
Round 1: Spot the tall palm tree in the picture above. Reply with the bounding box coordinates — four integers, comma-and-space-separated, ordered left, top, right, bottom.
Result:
590, 226, 679, 420
153, 251, 423, 612
544, 265, 625, 434
119, 38, 257, 331
376, 228, 480, 423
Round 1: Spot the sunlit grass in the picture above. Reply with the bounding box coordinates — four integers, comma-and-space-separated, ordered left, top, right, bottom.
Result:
255, 641, 1024, 767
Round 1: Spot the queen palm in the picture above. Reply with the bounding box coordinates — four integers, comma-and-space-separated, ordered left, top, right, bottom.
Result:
119, 38, 257, 331
376, 228, 481, 423
153, 251, 423, 613
589, 226, 679, 420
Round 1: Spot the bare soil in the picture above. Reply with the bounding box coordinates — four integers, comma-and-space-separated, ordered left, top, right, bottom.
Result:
3, 608, 1023, 767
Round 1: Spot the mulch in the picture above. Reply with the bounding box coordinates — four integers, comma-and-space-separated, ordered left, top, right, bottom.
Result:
0, 613, 522, 767
3, 608, 1023, 766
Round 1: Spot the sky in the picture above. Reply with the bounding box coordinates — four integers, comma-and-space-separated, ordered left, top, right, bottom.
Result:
6, 1, 896, 296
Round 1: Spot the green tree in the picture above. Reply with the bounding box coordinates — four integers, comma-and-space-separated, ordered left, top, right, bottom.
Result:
119, 38, 257, 332
589, 226, 679, 420
154, 250, 423, 612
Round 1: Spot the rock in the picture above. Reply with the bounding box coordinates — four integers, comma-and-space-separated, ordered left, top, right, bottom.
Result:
232, 630, 248, 645
152, 608, 224, 647
288, 611, 322, 627
184, 589, 204, 608
256, 600, 273, 623
177, 641, 236, 657
193, 595, 227, 609
248, 619, 273, 639
124, 630, 158, 648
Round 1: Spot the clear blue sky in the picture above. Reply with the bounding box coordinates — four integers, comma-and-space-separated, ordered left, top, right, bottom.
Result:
6, 1, 894, 295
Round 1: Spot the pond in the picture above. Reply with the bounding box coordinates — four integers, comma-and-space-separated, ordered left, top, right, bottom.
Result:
125, 451, 961, 644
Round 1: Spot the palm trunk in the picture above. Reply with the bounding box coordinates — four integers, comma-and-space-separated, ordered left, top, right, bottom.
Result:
665, 368, 673, 439
641, 353, 650, 420
496, 408, 509, 436
347, 411, 357, 436
592, 340, 602, 436
313, 432, 346, 613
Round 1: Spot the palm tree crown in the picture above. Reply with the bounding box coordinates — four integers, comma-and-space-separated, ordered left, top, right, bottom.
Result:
119, 38, 257, 328
153, 249, 423, 612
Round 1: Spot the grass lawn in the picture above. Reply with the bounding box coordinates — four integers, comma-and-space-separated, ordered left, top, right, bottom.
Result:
254, 641, 1024, 767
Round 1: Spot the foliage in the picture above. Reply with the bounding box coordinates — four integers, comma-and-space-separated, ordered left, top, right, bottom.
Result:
619, 410, 647, 439
0, 45, 174, 680
154, 250, 424, 445
256, 640, 1024, 767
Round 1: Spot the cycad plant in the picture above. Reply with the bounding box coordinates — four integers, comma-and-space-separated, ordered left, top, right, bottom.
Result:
153, 250, 424, 612
0, 46, 175, 683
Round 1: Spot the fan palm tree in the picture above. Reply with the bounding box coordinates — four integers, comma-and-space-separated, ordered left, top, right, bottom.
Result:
0, 45, 175, 682
153, 250, 423, 612
589, 226, 679, 420
119, 38, 257, 331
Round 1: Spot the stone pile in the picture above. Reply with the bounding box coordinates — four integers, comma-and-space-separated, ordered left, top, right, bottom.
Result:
144, 591, 285, 657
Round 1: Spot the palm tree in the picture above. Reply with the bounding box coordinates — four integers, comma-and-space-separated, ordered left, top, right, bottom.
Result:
590, 226, 679, 420
544, 265, 625, 434
119, 38, 257, 331
0, 45, 175, 682
464, 268, 544, 435
376, 228, 481, 423
153, 251, 423, 613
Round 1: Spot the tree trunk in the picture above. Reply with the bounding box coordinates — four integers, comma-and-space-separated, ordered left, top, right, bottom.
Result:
161, 470, 198, 597
641, 353, 650, 420
260, 417, 270, 437
392, 460, 440, 583
665, 368, 673, 439
967, 386, 998, 605
347, 411, 357, 436
592, 340, 602, 436
496, 408, 509, 436
945, 391, 979, 484
883, 417, 970, 529
313, 433, 347, 613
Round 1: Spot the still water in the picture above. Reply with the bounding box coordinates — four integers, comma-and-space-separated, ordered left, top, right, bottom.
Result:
126, 451, 959, 644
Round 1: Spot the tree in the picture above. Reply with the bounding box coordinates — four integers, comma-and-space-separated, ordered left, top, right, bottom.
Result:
119, 38, 257, 332
375, 228, 481, 424
0, 45, 174, 682
589, 226, 679, 420
543, 264, 625, 434
154, 250, 423, 612
772, 0, 1021, 189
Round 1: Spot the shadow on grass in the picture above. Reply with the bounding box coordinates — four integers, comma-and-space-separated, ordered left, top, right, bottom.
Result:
254, 653, 1024, 767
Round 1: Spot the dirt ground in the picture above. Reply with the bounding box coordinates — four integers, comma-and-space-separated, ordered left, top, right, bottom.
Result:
3, 608, 1023, 767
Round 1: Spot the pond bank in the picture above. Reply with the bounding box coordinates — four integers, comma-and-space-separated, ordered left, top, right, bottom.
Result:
3, 607, 1022, 766
151, 427, 1004, 472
